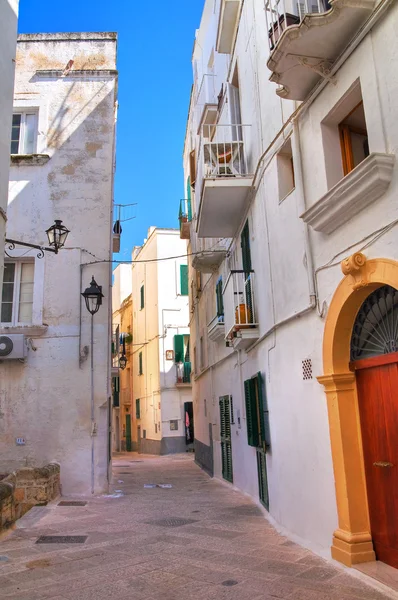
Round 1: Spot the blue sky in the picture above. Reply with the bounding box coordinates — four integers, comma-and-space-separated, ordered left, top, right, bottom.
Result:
18, 0, 204, 262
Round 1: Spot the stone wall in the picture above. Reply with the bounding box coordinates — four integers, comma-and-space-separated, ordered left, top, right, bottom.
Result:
0, 463, 60, 531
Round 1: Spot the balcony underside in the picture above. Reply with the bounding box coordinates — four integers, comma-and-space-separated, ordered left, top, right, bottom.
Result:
267, 0, 376, 101
180, 220, 191, 240
192, 249, 228, 273
208, 320, 225, 342
197, 177, 253, 238
217, 0, 241, 54
113, 233, 120, 253
228, 326, 260, 350
197, 104, 218, 135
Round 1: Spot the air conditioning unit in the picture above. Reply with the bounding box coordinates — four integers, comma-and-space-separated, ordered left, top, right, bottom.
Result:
0, 335, 26, 360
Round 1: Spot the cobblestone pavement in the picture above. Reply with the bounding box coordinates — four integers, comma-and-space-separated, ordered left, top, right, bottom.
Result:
0, 453, 395, 600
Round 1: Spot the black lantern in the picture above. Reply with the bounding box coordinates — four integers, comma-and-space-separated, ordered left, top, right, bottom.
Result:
119, 354, 127, 370
81, 276, 104, 315
46, 220, 70, 253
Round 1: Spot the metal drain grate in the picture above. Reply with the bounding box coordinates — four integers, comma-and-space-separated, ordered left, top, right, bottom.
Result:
36, 535, 88, 544
58, 501, 87, 507
222, 580, 239, 587
145, 517, 198, 528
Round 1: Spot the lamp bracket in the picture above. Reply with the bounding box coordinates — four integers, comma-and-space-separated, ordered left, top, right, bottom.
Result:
5, 238, 57, 259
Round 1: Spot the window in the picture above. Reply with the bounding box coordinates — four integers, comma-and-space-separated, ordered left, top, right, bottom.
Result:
196, 270, 202, 295
180, 265, 188, 295
174, 334, 190, 363
1, 261, 34, 325
200, 336, 204, 370
138, 352, 143, 375
193, 345, 197, 374
189, 150, 196, 188
136, 399, 140, 419
140, 285, 144, 310
277, 138, 295, 202
339, 101, 369, 176
215, 277, 224, 321
11, 112, 38, 155
244, 372, 270, 450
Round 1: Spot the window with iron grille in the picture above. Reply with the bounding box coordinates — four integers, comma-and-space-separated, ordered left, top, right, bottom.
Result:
140, 285, 144, 310
136, 398, 140, 419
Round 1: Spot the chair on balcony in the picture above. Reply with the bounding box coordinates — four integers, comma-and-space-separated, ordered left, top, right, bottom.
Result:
204, 141, 245, 178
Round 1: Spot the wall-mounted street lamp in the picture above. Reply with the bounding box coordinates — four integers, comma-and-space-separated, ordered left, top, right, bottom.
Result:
81, 276, 104, 495
5, 219, 70, 259
82, 276, 103, 315
119, 354, 127, 370
45, 220, 70, 254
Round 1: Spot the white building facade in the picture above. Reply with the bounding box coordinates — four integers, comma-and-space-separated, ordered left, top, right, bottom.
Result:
0, 33, 118, 495
183, 0, 398, 572
0, 0, 19, 293
131, 228, 193, 454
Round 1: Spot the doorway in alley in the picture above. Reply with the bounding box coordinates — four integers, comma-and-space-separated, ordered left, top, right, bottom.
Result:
351, 285, 398, 568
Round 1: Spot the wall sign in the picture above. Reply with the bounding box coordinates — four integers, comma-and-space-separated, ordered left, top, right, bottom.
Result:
166, 350, 174, 361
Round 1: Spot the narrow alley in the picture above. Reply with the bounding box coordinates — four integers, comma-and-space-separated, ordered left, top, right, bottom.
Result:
0, 455, 394, 600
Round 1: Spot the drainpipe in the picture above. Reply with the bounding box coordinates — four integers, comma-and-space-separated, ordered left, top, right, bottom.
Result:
292, 118, 316, 307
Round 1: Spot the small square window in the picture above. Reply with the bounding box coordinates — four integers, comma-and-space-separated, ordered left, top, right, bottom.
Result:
170, 420, 178, 431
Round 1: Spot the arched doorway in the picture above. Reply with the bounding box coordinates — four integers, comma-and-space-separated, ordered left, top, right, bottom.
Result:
351, 285, 398, 568
318, 255, 398, 568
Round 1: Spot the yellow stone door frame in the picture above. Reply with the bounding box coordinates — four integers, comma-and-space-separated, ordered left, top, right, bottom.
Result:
318, 254, 398, 567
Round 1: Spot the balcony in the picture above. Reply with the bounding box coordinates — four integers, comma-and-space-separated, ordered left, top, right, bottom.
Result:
196, 124, 254, 238
176, 361, 192, 386
194, 74, 218, 135
217, 0, 242, 54
223, 270, 259, 350
178, 198, 192, 240
208, 315, 225, 343
191, 230, 229, 273
265, 0, 376, 100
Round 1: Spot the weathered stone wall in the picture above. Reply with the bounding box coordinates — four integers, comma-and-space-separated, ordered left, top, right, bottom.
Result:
0, 463, 60, 531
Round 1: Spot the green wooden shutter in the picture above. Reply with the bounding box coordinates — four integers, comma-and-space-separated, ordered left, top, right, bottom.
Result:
220, 396, 233, 483
180, 265, 188, 295
257, 448, 269, 510
126, 414, 132, 452
140, 285, 144, 309
256, 372, 271, 449
174, 334, 184, 363
244, 378, 259, 447
139, 352, 143, 375
216, 278, 224, 318
136, 398, 140, 419
241, 220, 252, 273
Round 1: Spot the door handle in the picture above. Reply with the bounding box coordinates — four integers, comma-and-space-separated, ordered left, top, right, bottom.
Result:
373, 461, 394, 468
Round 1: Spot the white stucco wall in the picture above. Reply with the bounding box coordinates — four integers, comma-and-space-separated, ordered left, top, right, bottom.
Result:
0, 33, 118, 495
184, 0, 398, 556
0, 0, 19, 294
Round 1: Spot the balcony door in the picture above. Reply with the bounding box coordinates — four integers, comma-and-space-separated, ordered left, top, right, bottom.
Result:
240, 221, 253, 323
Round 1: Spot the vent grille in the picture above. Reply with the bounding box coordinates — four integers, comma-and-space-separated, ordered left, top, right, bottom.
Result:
0, 336, 13, 357
302, 358, 313, 380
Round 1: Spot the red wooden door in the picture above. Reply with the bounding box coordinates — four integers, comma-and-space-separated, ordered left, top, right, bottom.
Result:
354, 352, 398, 568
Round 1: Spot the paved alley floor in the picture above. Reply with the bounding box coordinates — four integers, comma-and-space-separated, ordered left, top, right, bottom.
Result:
0, 453, 395, 600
